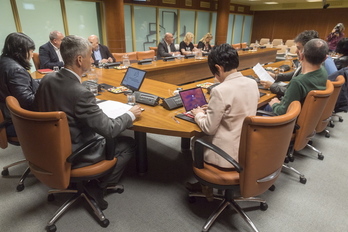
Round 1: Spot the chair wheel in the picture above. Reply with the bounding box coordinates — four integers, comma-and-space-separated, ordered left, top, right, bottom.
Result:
1, 169, 9, 176
284, 157, 289, 163
339, 118, 343, 122
308, 140, 313, 145
268, 185, 276, 191
289, 156, 295, 162
329, 122, 335, 128
100, 219, 110, 228
16, 184, 24, 192
46, 224, 57, 232
325, 133, 330, 138
188, 196, 196, 203
47, 194, 55, 202
318, 154, 324, 160
260, 202, 268, 211
300, 177, 307, 184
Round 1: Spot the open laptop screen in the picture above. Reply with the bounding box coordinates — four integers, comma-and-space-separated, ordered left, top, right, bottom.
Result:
120, 67, 147, 91
179, 87, 207, 112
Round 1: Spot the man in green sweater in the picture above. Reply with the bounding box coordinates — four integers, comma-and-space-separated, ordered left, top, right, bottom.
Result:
269, 38, 328, 115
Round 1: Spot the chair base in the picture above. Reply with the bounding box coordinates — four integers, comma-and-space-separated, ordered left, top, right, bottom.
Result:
45, 183, 121, 232
282, 164, 307, 184
188, 190, 266, 232
2, 160, 31, 191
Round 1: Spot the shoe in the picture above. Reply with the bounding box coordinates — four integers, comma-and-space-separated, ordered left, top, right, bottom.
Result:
84, 181, 108, 210
185, 182, 202, 192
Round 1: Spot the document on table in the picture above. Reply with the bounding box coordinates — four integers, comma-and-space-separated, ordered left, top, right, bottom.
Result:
252, 63, 275, 83
97, 100, 132, 118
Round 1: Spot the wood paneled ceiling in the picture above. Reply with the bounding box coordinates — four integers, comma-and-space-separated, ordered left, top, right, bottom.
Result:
230, 0, 348, 10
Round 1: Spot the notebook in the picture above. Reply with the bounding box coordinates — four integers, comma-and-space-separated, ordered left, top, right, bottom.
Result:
108, 67, 147, 93
175, 87, 208, 123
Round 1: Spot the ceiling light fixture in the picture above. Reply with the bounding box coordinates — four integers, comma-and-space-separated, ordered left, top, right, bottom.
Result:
264, 2, 279, 4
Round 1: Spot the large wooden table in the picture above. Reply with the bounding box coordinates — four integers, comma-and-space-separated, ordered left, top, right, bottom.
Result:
128, 48, 277, 85
32, 57, 291, 174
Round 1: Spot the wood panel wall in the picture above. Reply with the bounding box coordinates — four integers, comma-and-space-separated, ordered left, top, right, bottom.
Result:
251, 8, 348, 43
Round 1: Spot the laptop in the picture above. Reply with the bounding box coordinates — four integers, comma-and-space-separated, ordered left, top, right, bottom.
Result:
107, 67, 147, 93
175, 87, 208, 123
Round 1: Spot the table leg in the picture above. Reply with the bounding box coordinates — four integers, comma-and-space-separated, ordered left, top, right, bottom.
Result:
134, 131, 148, 175
181, 137, 191, 151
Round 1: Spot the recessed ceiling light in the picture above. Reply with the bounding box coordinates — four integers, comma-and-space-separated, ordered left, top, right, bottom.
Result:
264, 2, 279, 4
306, 0, 321, 2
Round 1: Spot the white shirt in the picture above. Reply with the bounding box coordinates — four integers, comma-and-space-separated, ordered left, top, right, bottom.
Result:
50, 42, 63, 63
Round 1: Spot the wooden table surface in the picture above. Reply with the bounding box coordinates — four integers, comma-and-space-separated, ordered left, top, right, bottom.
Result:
126, 48, 277, 85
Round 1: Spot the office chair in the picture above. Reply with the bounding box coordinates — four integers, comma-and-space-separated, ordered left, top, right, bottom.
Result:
0, 110, 30, 191
149, 46, 158, 56
285, 39, 295, 47
316, 75, 345, 137
6, 96, 122, 232
32, 52, 40, 70
272, 39, 284, 47
112, 52, 137, 62
188, 101, 301, 232
137, 50, 155, 60
259, 38, 270, 45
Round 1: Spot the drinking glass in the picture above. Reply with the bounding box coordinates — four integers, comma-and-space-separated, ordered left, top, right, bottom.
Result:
88, 84, 98, 96
127, 93, 136, 106
53, 66, 59, 72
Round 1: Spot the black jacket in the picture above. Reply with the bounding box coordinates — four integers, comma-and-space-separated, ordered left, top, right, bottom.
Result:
334, 56, 348, 70
39, 42, 64, 69
91, 44, 116, 65
0, 56, 39, 119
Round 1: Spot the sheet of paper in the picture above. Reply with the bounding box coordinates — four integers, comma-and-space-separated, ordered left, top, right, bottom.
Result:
97, 100, 132, 118
252, 63, 275, 83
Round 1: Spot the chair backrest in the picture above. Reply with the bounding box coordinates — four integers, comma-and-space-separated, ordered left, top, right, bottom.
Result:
112, 52, 137, 62
316, 75, 345, 133
241, 42, 247, 48
259, 38, 270, 45
276, 44, 288, 54
32, 52, 40, 70
6, 96, 72, 189
288, 45, 297, 55
285, 39, 295, 47
272, 39, 284, 46
232, 43, 241, 49
294, 80, 334, 151
137, 50, 155, 60
0, 110, 8, 149
149, 47, 157, 56
239, 101, 301, 197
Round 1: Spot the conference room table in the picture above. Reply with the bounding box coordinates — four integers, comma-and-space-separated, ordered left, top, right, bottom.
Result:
127, 48, 278, 85
32, 56, 292, 175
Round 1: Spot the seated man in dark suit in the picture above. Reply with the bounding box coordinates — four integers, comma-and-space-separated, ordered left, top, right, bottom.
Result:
34, 35, 142, 210
157, 32, 180, 60
88, 35, 115, 66
39, 30, 65, 69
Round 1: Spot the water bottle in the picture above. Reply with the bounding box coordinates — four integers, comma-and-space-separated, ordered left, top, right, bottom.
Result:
122, 54, 130, 67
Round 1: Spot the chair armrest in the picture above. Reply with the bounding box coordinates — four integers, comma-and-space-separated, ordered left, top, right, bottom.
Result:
66, 137, 104, 163
256, 110, 277, 116
193, 138, 242, 173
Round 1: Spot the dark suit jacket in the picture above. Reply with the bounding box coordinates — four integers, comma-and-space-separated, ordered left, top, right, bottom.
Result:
39, 42, 64, 69
157, 39, 176, 60
91, 44, 116, 65
34, 68, 133, 168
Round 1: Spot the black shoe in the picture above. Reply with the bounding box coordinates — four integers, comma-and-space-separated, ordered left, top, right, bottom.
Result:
84, 181, 108, 210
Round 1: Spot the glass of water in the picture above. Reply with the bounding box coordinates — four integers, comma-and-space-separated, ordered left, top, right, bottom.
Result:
127, 92, 136, 106
53, 66, 59, 72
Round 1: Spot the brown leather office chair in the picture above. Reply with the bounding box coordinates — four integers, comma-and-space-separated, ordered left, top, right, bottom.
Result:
0, 110, 30, 191
112, 52, 137, 62
137, 50, 155, 60
6, 96, 121, 232
149, 47, 157, 56
272, 39, 284, 47
189, 101, 301, 232
315, 75, 345, 137
285, 39, 295, 47
232, 43, 241, 50
282, 81, 334, 183
32, 52, 40, 70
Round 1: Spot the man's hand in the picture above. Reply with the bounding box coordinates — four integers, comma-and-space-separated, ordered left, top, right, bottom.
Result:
260, 80, 273, 89
100, 58, 109, 63
267, 71, 276, 79
269, 98, 280, 107
107, 57, 113, 63
129, 105, 142, 118
191, 106, 205, 116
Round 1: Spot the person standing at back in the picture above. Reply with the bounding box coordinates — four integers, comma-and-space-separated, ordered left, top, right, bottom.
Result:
39, 30, 65, 69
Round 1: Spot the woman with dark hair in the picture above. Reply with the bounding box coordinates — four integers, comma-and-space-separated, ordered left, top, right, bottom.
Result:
334, 37, 348, 70
0, 32, 39, 136
327, 23, 345, 52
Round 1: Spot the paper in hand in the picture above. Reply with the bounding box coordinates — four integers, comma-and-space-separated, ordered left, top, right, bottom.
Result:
252, 63, 275, 83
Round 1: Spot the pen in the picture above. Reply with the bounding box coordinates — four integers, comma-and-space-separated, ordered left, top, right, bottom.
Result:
172, 116, 180, 124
